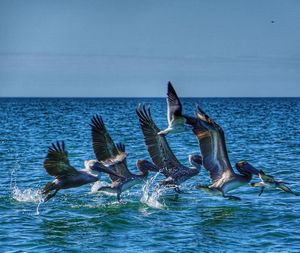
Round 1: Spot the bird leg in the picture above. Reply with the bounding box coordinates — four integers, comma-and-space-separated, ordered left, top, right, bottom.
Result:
97, 185, 122, 202
258, 187, 265, 196
175, 186, 182, 194
117, 190, 121, 202
44, 189, 59, 202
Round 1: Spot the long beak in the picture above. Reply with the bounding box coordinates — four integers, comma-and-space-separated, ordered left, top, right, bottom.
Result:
278, 184, 299, 196
92, 162, 124, 179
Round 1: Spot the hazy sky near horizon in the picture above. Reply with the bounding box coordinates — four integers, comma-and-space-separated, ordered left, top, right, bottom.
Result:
0, 0, 299, 97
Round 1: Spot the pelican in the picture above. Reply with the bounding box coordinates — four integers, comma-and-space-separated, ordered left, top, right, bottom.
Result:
190, 106, 259, 200
158, 82, 195, 135
42, 141, 122, 202
250, 169, 299, 196
136, 104, 202, 191
89, 115, 158, 201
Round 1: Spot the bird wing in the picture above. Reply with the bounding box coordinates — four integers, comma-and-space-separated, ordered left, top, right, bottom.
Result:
136, 104, 182, 177
90, 115, 119, 161
103, 143, 133, 181
44, 141, 79, 178
167, 82, 182, 124
192, 105, 234, 183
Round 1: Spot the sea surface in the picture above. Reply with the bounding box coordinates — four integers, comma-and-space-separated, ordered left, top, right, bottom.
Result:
0, 97, 300, 252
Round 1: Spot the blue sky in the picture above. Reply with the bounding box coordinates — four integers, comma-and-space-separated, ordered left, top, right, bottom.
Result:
0, 0, 299, 97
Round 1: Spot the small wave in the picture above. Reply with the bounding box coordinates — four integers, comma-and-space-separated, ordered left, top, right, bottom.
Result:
140, 172, 165, 209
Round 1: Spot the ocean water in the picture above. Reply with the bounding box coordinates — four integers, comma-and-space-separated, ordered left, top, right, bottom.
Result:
0, 97, 300, 252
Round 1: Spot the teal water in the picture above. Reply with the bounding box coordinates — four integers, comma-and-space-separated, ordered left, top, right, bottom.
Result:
0, 97, 300, 252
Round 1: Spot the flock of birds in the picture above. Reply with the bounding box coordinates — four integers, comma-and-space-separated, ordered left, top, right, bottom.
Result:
41, 82, 298, 203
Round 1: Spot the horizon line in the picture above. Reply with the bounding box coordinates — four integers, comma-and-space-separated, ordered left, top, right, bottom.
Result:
0, 96, 299, 99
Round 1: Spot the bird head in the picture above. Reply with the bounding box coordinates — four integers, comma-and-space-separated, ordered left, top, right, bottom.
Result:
189, 154, 203, 169
235, 160, 259, 176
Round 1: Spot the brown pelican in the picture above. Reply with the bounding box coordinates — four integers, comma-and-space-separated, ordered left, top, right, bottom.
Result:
136, 104, 202, 191
250, 169, 299, 196
42, 141, 122, 202
190, 106, 259, 200
89, 115, 158, 201
158, 82, 195, 135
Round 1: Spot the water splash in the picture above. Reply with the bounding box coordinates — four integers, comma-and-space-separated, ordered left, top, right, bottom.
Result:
10, 165, 44, 214
12, 186, 43, 203
140, 172, 166, 209
12, 186, 44, 215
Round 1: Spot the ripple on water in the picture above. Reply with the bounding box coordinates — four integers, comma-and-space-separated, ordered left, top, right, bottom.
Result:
1, 98, 300, 252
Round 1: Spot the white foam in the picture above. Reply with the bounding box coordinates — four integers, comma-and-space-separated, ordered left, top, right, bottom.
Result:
12, 186, 43, 203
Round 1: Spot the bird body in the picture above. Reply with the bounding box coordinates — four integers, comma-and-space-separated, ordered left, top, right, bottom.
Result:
47, 172, 98, 190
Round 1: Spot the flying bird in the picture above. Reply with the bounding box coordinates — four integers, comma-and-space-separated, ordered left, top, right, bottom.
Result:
90, 115, 157, 201
158, 82, 195, 135
42, 141, 122, 202
136, 104, 202, 191
250, 169, 299, 196
190, 105, 259, 200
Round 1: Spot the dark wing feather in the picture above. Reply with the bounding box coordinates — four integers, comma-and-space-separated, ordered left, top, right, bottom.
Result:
109, 163, 133, 182
102, 142, 133, 181
167, 82, 182, 124
193, 105, 234, 182
136, 104, 182, 176
90, 115, 119, 161
44, 141, 79, 178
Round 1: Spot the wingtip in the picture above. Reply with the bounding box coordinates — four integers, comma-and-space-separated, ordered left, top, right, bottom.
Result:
90, 114, 106, 130
167, 81, 176, 95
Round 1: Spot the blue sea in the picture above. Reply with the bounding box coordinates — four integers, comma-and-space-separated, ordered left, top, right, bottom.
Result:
0, 97, 300, 252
